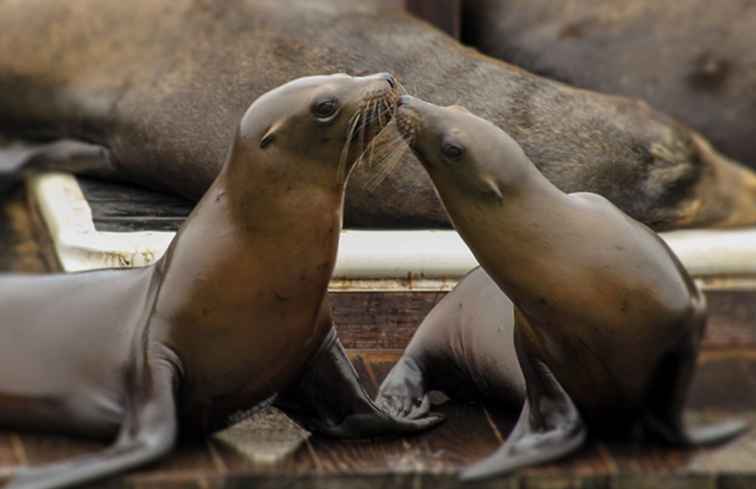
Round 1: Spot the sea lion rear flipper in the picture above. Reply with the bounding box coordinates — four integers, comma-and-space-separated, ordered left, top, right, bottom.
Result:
276, 328, 444, 438
375, 355, 431, 420
7, 361, 178, 489
0, 139, 115, 194
644, 326, 750, 446
461, 325, 586, 481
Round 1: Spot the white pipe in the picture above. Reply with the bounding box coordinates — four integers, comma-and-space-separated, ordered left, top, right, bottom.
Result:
30, 173, 756, 289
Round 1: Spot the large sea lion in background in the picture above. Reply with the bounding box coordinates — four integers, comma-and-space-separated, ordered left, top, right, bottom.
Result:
0, 74, 442, 489
462, 0, 756, 169
1, 0, 755, 230
382, 95, 746, 480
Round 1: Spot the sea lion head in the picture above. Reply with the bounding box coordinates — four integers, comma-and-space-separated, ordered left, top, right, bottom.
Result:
395, 95, 532, 208
233, 72, 399, 187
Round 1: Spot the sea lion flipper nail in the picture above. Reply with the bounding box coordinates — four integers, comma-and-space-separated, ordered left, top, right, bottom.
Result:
7, 361, 178, 489
277, 328, 443, 438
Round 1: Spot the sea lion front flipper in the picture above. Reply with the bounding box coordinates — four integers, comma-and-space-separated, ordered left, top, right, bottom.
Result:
276, 328, 444, 438
644, 324, 749, 446
0, 139, 115, 193
461, 324, 586, 481
7, 360, 178, 489
375, 355, 431, 420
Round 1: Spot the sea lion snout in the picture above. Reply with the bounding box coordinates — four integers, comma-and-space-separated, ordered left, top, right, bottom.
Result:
379, 72, 396, 89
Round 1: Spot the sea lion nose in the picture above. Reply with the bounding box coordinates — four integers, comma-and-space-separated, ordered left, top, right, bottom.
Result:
381, 73, 397, 88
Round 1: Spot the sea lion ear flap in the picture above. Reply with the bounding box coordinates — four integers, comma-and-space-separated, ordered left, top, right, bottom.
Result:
483, 176, 504, 202
260, 121, 282, 149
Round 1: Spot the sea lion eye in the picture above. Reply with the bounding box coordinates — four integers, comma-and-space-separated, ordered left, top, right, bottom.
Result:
312, 97, 339, 119
442, 141, 465, 159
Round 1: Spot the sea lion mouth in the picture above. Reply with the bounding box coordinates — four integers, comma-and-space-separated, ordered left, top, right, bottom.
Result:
337, 81, 401, 181
350, 86, 401, 142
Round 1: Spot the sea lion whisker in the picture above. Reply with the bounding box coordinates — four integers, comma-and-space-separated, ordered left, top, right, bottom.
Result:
394, 78, 409, 96
363, 121, 413, 191
366, 101, 378, 168
365, 143, 411, 192
359, 103, 368, 163
338, 109, 363, 181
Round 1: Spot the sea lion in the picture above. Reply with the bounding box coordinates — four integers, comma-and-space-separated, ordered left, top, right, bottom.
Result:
461, 0, 756, 168
0, 73, 442, 489
377, 267, 524, 421
381, 95, 747, 480
1, 0, 755, 230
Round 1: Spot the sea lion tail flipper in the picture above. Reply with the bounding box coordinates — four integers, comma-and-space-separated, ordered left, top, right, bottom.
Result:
276, 328, 444, 439
0, 139, 115, 194
375, 354, 432, 420
6, 361, 178, 489
461, 325, 586, 481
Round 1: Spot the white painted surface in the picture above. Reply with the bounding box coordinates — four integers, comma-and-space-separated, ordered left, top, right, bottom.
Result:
31, 173, 756, 290
31, 173, 174, 272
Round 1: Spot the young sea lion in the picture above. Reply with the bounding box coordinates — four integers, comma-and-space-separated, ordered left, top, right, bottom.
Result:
0, 74, 442, 489
377, 267, 525, 421
381, 95, 747, 480
0, 0, 755, 230
462, 0, 756, 168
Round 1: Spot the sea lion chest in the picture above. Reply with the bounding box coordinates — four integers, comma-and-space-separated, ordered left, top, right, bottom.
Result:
148, 213, 336, 429
511, 195, 696, 413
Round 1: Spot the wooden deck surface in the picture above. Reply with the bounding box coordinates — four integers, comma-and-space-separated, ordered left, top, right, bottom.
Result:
1, 183, 756, 488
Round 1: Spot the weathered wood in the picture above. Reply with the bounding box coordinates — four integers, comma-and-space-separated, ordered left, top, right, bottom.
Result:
331, 290, 756, 352
1, 352, 756, 487
332, 293, 445, 350
705, 291, 756, 349
0, 186, 56, 273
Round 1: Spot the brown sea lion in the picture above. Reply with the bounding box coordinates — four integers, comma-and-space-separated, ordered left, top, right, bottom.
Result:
382, 95, 747, 480
377, 267, 524, 420
0, 74, 442, 489
1, 0, 755, 230
461, 0, 756, 168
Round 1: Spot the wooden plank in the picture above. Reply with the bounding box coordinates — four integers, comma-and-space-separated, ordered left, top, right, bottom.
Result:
332, 292, 444, 350
688, 351, 756, 411
332, 289, 756, 352
126, 441, 221, 484
0, 186, 56, 273
705, 290, 756, 349
0, 432, 19, 483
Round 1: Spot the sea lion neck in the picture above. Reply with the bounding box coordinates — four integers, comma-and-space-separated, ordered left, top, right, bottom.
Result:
221, 143, 345, 233
151, 150, 343, 324
447, 171, 576, 301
